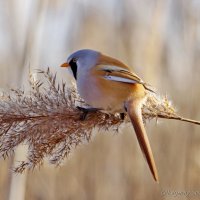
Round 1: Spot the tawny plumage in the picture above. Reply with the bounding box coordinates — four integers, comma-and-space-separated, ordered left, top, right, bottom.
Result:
61, 49, 159, 182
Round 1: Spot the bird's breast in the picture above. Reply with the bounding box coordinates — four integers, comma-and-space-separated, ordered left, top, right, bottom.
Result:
77, 74, 116, 111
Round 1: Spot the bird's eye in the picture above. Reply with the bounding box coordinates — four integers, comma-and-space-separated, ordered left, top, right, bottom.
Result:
72, 58, 77, 63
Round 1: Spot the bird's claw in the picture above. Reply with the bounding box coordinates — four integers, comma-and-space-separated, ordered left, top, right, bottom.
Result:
77, 106, 101, 120
120, 113, 125, 120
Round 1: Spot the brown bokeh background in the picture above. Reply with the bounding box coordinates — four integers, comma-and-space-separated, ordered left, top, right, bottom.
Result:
0, 0, 200, 199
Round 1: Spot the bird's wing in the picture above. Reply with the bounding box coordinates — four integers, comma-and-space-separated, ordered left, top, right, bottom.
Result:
97, 65, 143, 83
97, 65, 155, 93
126, 99, 159, 182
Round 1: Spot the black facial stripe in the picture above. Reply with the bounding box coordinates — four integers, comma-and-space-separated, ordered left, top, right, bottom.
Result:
69, 60, 77, 79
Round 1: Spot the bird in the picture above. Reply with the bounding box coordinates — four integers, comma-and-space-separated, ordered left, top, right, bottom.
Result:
60, 49, 158, 182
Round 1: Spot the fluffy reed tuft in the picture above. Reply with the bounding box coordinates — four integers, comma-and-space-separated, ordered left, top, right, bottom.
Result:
0, 68, 199, 173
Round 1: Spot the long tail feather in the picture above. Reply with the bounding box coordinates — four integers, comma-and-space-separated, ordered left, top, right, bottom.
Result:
126, 99, 159, 182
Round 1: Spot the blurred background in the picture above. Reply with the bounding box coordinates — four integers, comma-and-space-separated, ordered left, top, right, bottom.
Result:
0, 0, 200, 199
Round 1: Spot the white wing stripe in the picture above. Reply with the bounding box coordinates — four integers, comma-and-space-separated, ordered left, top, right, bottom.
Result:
104, 75, 137, 83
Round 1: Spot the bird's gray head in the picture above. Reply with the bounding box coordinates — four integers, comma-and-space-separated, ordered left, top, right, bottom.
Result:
61, 49, 100, 79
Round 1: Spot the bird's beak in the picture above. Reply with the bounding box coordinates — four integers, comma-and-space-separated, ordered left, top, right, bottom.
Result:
60, 62, 70, 68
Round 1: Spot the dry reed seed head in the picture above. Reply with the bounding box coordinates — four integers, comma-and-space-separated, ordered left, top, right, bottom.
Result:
0, 68, 198, 173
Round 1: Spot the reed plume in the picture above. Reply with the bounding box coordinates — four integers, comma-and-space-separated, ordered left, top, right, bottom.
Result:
0, 68, 199, 173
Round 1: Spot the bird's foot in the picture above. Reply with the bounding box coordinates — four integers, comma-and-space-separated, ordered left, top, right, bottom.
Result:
120, 113, 125, 120
77, 106, 101, 120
